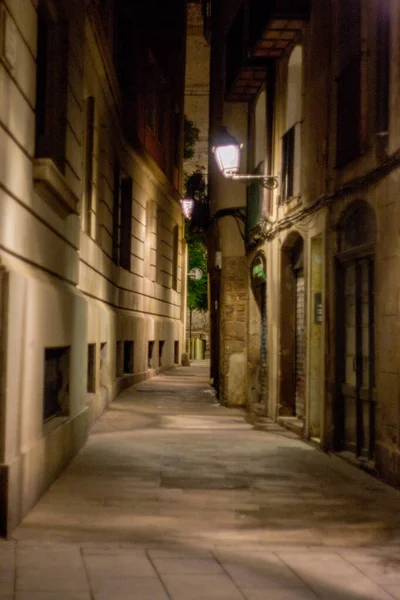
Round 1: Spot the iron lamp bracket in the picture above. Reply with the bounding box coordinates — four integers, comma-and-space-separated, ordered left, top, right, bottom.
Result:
225, 172, 279, 190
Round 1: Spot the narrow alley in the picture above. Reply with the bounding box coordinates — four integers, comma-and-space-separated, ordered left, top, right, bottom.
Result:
1, 362, 400, 599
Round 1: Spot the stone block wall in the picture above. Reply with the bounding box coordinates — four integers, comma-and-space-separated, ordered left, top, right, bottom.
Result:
0, 0, 186, 535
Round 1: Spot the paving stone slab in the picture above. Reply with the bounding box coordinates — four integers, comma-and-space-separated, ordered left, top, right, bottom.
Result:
147, 547, 212, 559
241, 590, 319, 600
16, 566, 89, 592
151, 557, 224, 575
159, 573, 244, 600
16, 594, 91, 600
382, 585, 400, 599
91, 577, 169, 599
353, 562, 400, 585
84, 554, 156, 579
221, 561, 307, 589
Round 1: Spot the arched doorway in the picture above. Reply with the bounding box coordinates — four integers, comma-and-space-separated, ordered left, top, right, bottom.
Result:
335, 201, 376, 460
248, 253, 267, 407
279, 233, 305, 418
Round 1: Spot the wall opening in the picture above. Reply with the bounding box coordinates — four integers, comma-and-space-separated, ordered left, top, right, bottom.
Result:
174, 341, 179, 364
335, 201, 376, 460
279, 233, 305, 418
43, 346, 70, 422
87, 344, 96, 393
148, 340, 155, 368
124, 341, 134, 374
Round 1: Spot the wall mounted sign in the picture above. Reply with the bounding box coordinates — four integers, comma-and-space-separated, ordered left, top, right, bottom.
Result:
251, 253, 267, 286
188, 267, 203, 280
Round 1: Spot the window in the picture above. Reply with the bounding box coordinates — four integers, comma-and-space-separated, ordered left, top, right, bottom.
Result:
100, 342, 107, 387
43, 347, 70, 422
124, 341, 134, 374
35, 3, 68, 172
172, 225, 179, 290
144, 201, 155, 280
156, 208, 164, 283
120, 178, 133, 271
173, 109, 181, 168
281, 126, 295, 201
336, 58, 361, 166
157, 80, 168, 145
112, 161, 121, 265
146, 65, 157, 133
280, 45, 302, 204
158, 340, 165, 367
87, 344, 96, 393
376, 0, 390, 136
174, 341, 179, 365
145, 60, 168, 144
83, 96, 95, 236
148, 341, 155, 368
336, 0, 363, 166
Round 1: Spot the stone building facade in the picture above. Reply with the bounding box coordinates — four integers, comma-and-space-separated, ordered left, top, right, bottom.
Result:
184, 1, 210, 176
0, 0, 186, 535
184, 1, 210, 360
208, 0, 400, 485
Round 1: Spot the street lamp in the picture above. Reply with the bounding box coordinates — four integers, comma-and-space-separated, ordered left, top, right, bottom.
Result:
181, 197, 195, 219
212, 127, 278, 190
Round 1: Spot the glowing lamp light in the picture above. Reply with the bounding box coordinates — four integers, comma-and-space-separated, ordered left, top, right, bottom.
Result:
181, 198, 195, 219
212, 126, 279, 190
212, 127, 241, 177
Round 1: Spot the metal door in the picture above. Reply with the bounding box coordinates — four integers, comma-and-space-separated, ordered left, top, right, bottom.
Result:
295, 270, 305, 417
341, 257, 375, 459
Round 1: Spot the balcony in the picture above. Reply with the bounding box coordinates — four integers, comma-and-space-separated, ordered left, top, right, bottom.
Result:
248, 0, 310, 58
225, 3, 268, 102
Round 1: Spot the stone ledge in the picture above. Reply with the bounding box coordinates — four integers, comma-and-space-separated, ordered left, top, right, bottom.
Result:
282, 195, 302, 215
277, 415, 305, 436
33, 158, 79, 218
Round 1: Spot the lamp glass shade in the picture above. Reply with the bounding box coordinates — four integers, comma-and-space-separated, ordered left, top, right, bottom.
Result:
181, 198, 195, 219
214, 144, 240, 176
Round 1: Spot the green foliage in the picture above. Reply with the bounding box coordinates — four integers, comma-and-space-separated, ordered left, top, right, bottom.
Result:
184, 168, 207, 201
183, 117, 207, 311
187, 232, 208, 311
184, 115, 200, 160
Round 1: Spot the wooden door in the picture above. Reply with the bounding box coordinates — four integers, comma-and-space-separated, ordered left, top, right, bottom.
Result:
340, 257, 375, 459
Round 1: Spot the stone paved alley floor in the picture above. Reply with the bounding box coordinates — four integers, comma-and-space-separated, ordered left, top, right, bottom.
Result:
2, 361, 400, 599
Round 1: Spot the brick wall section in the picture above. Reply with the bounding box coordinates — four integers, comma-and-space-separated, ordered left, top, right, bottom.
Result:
220, 256, 248, 406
